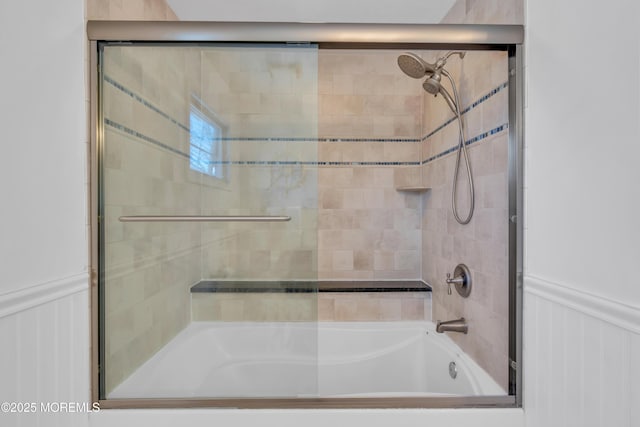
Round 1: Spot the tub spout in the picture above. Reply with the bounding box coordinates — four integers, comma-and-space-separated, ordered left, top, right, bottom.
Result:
436, 317, 468, 334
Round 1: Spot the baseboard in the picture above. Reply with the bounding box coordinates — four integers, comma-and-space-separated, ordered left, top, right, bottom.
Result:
0, 273, 89, 318
524, 275, 640, 334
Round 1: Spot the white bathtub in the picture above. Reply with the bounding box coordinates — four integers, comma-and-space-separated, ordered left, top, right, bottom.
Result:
109, 321, 505, 398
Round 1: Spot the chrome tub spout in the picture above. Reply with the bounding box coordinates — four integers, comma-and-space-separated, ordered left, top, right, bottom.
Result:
436, 317, 468, 334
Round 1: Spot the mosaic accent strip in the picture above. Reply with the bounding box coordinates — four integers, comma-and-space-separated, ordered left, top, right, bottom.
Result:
104, 118, 419, 166
104, 118, 190, 159
104, 76, 191, 133
105, 75, 419, 143
104, 75, 508, 167
422, 123, 509, 165
208, 161, 421, 166
105, 74, 506, 145
421, 81, 509, 141
210, 137, 421, 143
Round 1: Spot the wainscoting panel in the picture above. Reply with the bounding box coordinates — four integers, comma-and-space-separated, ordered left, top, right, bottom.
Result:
524, 276, 639, 427
0, 276, 90, 427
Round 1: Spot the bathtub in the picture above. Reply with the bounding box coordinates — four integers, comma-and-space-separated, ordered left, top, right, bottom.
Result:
109, 321, 505, 398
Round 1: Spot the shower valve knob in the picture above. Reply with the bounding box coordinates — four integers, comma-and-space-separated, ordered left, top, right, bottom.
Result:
445, 264, 472, 298
445, 272, 465, 286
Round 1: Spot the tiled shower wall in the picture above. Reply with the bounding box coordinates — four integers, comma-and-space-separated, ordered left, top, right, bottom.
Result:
196, 46, 319, 282
102, 46, 202, 393
317, 51, 423, 280
420, 50, 510, 390
193, 49, 430, 322
195, 49, 428, 283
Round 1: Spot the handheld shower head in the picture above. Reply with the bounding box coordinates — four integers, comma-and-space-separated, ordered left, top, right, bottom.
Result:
397, 53, 436, 79
422, 71, 442, 95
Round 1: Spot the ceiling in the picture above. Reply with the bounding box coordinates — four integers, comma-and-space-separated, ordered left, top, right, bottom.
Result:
165, 0, 456, 24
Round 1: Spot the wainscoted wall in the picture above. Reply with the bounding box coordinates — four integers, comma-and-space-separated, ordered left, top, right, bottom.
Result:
420, 50, 510, 390
0, 284, 90, 427
0, 1, 90, 427
524, 276, 640, 427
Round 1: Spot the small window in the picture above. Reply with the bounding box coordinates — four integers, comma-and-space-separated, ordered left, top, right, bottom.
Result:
189, 103, 226, 180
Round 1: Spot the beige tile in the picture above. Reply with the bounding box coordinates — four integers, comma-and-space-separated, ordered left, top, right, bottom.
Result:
332, 250, 354, 271
334, 299, 358, 321
318, 297, 335, 321
374, 251, 395, 271
379, 298, 402, 320
353, 250, 373, 271
356, 299, 381, 320
401, 299, 425, 320
321, 189, 344, 209
394, 250, 419, 271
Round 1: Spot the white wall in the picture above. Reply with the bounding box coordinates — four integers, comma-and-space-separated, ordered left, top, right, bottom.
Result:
0, 1, 90, 426
524, 0, 640, 426
525, 0, 640, 306
0, 0, 87, 293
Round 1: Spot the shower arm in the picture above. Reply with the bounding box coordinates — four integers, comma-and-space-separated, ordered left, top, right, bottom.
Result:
435, 51, 466, 71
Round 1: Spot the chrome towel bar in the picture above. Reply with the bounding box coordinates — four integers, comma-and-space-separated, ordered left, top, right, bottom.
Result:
118, 215, 291, 222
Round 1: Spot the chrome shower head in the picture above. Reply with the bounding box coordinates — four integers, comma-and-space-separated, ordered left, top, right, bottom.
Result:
422, 71, 442, 95
399, 51, 465, 114
423, 70, 458, 114
397, 53, 436, 79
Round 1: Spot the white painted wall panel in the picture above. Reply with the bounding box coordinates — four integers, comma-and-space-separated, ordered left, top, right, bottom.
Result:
630, 334, 640, 426
525, 0, 640, 306
562, 308, 583, 427
524, 278, 639, 427
0, 290, 90, 427
0, 0, 87, 294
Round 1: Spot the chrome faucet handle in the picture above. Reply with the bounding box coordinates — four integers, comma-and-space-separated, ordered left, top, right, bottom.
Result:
445, 273, 465, 285
445, 264, 472, 298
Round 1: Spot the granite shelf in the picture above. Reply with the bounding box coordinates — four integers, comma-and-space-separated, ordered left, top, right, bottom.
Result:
191, 280, 432, 294
395, 186, 431, 193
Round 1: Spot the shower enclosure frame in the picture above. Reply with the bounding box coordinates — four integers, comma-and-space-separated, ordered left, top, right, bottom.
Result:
88, 21, 524, 409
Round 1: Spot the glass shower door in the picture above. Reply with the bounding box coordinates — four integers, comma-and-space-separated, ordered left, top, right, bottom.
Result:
99, 43, 319, 399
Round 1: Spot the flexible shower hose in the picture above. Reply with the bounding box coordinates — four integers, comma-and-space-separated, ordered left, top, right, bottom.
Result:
444, 72, 474, 225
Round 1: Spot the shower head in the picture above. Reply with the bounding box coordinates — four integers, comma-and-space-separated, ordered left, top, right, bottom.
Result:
398, 51, 465, 114
397, 53, 436, 79
422, 71, 442, 95
423, 71, 459, 114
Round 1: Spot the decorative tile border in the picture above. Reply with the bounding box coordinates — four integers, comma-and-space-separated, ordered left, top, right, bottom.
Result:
104, 74, 508, 167
421, 81, 509, 141
105, 118, 190, 159
104, 76, 190, 133
421, 123, 509, 165
105, 118, 419, 166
